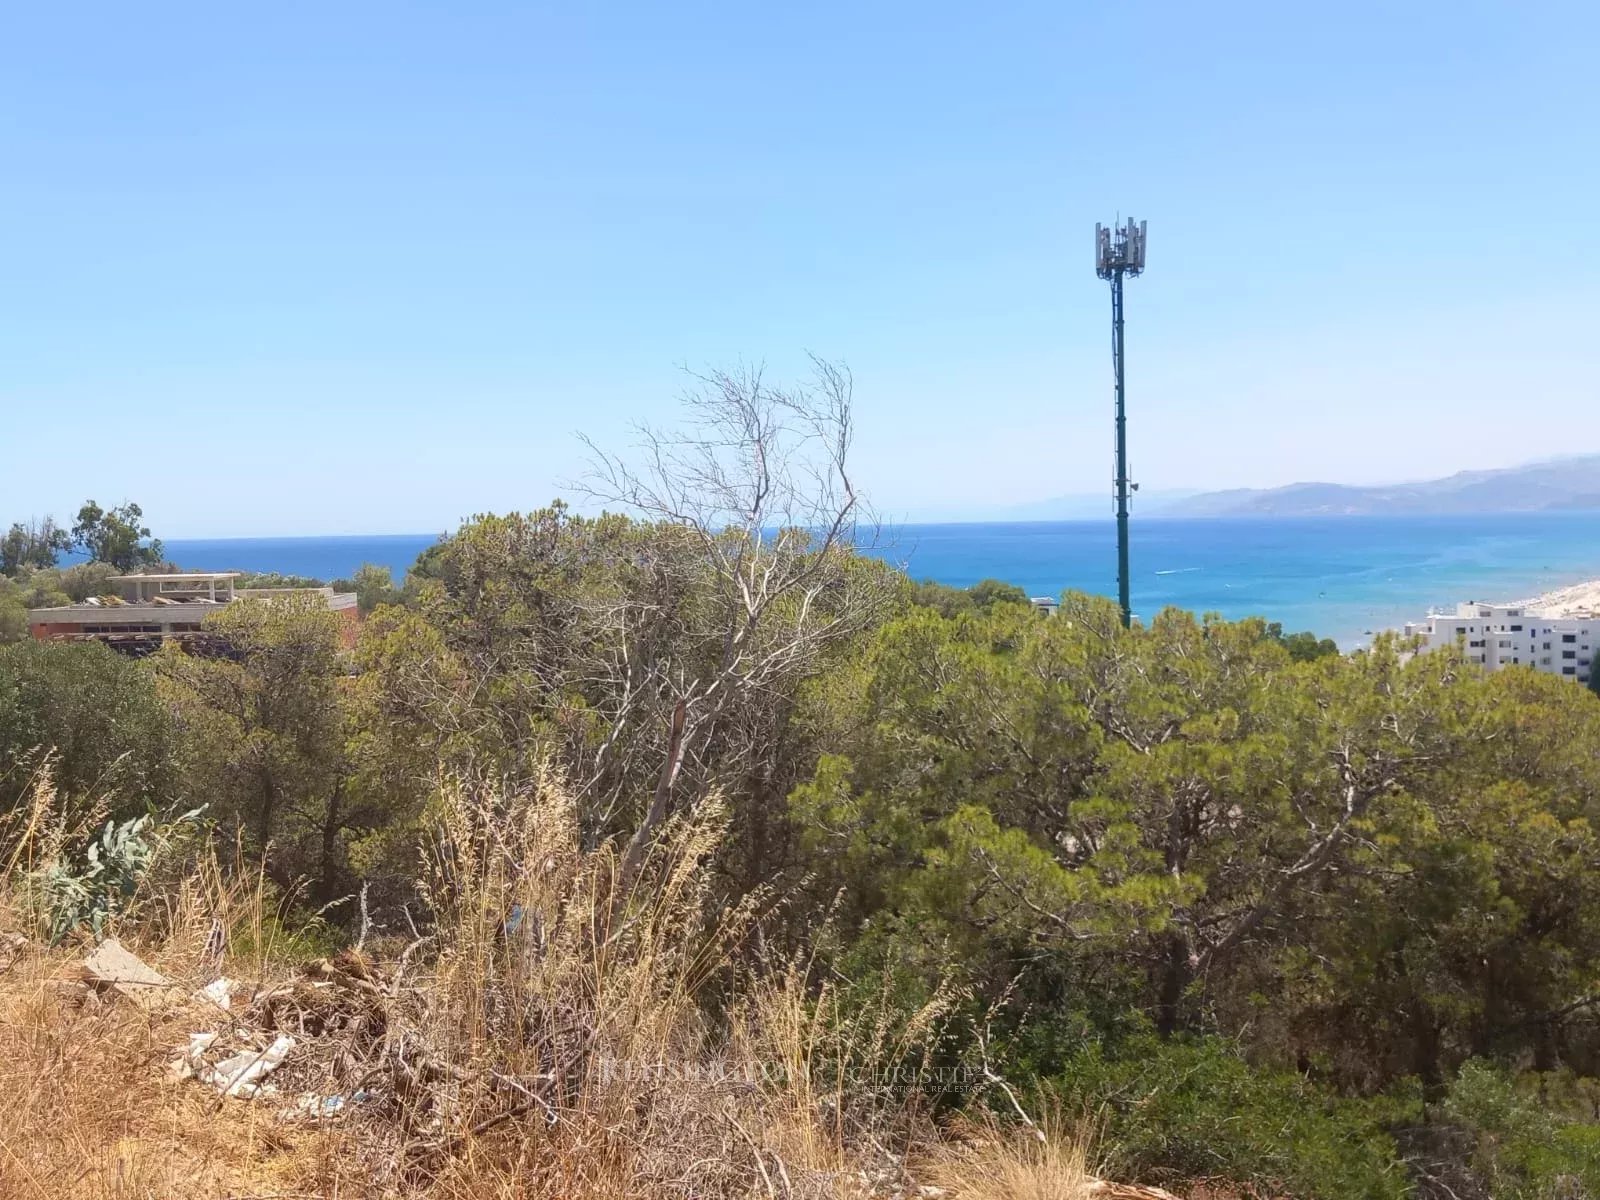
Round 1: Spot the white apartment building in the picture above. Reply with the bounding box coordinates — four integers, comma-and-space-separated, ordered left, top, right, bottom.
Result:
1403, 602, 1594, 685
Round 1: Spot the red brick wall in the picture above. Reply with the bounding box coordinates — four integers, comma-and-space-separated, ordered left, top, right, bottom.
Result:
30, 622, 84, 640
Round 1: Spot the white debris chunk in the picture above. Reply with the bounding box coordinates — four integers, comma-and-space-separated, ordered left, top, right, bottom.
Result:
168, 1031, 219, 1080
195, 977, 234, 1011
201, 1034, 295, 1098
83, 938, 178, 1010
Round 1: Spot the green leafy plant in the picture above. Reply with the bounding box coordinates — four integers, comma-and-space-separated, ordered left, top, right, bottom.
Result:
40, 808, 202, 943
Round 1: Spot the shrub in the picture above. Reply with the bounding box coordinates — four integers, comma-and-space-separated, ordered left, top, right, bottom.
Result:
233, 571, 327, 589
1439, 1059, 1600, 1199
0, 639, 177, 819
1047, 1032, 1410, 1199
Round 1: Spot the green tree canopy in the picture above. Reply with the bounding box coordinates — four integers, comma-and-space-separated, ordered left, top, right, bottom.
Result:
71, 500, 164, 572
909, 577, 1031, 618
0, 639, 177, 818
235, 571, 327, 589
790, 594, 1600, 1098
0, 583, 28, 644
1265, 621, 1341, 661
154, 595, 357, 898
347, 563, 398, 614
0, 518, 71, 577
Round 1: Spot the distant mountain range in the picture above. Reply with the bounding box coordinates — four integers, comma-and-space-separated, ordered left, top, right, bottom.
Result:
996, 489, 1202, 521
1154, 455, 1600, 518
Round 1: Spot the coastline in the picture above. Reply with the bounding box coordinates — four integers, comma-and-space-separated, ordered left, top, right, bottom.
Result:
157, 517, 1600, 650
1515, 578, 1600, 618
1364, 576, 1600, 647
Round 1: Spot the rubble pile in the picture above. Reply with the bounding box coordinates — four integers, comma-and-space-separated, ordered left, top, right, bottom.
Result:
63, 936, 1204, 1198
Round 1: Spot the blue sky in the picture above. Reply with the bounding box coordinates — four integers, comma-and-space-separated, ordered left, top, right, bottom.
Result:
3, 1, 1598, 536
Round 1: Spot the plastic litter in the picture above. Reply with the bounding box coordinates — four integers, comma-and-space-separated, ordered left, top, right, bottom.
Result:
168, 1031, 219, 1081
195, 977, 233, 1011
284, 1089, 369, 1122
201, 1034, 295, 1099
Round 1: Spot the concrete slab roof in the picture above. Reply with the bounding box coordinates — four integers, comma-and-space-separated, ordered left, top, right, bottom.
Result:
118, 572, 242, 582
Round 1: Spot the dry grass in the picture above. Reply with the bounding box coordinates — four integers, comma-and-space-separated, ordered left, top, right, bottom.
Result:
0, 891, 342, 1197
386, 768, 957, 1198
917, 1110, 1100, 1200
0, 765, 1105, 1199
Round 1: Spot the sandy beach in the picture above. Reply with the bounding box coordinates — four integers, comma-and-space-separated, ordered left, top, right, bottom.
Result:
1516, 578, 1600, 617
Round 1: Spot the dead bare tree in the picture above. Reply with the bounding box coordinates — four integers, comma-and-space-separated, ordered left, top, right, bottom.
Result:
581, 356, 892, 885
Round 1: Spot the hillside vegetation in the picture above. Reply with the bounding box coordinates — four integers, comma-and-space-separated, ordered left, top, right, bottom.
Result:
6, 365, 1600, 1198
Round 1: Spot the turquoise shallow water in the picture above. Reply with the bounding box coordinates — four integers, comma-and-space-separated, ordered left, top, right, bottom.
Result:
873, 514, 1600, 646
163, 513, 1600, 647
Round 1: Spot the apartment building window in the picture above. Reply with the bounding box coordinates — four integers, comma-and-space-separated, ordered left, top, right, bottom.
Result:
1563, 651, 1577, 659
1563, 634, 1578, 643
1545, 642, 1553, 650
1511, 624, 1523, 631
1564, 667, 1577, 676
1469, 640, 1485, 648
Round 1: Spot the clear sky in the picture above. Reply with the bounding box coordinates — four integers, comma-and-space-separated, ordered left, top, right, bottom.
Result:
4, 2, 1598, 536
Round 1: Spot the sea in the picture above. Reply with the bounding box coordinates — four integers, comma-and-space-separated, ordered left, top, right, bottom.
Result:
162, 513, 1600, 648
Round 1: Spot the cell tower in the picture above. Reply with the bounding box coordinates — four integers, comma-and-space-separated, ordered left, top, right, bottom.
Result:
1095, 218, 1147, 628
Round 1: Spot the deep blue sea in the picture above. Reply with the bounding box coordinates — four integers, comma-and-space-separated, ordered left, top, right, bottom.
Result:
164, 514, 1600, 648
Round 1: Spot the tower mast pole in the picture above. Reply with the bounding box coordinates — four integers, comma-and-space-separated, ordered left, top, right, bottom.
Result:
1111, 265, 1130, 627
1095, 218, 1146, 630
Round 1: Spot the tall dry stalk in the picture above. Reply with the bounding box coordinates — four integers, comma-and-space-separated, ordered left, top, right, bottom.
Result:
406, 764, 943, 1197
